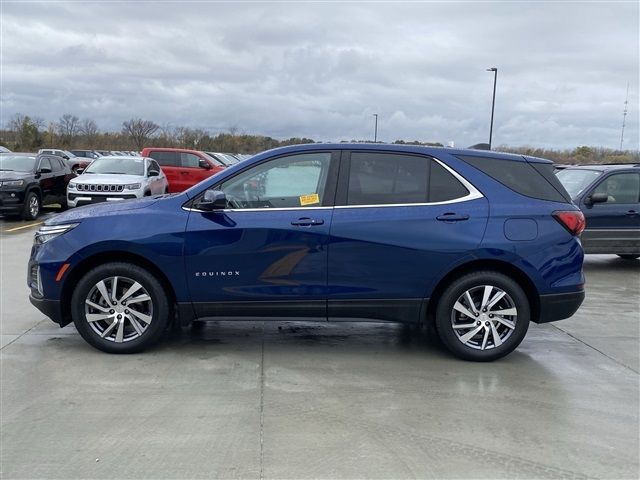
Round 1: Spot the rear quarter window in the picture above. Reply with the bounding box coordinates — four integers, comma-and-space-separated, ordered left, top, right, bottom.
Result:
457, 155, 570, 203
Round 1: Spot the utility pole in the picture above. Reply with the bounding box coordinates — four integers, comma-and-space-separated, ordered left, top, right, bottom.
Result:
486, 67, 498, 150
373, 113, 378, 143
620, 82, 629, 151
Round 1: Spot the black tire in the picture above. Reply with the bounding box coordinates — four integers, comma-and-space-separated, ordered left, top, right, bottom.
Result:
435, 271, 530, 361
71, 262, 170, 353
21, 191, 40, 220
617, 254, 639, 260
59, 198, 68, 211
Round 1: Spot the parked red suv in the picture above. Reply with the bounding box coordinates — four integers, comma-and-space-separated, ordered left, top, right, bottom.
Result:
140, 148, 226, 192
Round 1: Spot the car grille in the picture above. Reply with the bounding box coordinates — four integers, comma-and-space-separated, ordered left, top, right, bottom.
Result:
76, 184, 125, 192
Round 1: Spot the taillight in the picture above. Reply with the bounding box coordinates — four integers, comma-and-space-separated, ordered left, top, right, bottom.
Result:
553, 210, 586, 236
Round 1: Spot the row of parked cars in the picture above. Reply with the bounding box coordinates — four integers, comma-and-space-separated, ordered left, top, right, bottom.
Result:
0, 147, 251, 219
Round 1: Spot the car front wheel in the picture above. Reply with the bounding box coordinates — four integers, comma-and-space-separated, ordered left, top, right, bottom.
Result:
435, 271, 530, 361
22, 192, 40, 220
71, 262, 170, 353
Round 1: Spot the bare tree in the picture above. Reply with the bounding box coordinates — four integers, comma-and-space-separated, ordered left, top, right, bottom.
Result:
7, 113, 26, 132
122, 118, 159, 150
56, 114, 80, 146
79, 118, 98, 137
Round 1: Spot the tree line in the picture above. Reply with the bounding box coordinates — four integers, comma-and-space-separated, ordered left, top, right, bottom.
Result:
1, 112, 637, 164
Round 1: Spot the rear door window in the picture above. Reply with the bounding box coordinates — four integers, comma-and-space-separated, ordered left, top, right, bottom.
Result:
149, 151, 179, 167
344, 152, 470, 206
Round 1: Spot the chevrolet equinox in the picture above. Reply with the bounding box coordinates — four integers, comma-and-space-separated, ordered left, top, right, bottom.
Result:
28, 144, 585, 361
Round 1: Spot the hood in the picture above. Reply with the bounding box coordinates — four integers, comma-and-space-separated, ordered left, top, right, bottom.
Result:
0, 171, 33, 181
71, 173, 143, 184
45, 196, 159, 225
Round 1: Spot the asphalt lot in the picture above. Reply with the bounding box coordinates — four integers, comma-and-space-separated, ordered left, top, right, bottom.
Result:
1, 215, 638, 479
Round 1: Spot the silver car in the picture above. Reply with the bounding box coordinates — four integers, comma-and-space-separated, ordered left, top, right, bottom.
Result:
67, 156, 168, 208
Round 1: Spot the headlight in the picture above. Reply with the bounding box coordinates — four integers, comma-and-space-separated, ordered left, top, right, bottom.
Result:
67, 182, 77, 190
125, 183, 142, 190
34, 223, 79, 245
1, 179, 24, 187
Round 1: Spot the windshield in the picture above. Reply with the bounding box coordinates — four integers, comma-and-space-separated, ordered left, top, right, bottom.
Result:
556, 169, 603, 198
84, 157, 145, 176
202, 152, 226, 167
0, 155, 37, 172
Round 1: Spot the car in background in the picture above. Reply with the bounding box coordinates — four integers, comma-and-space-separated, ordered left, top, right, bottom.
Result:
556, 163, 639, 259
0, 146, 11, 153
70, 150, 101, 160
67, 156, 168, 208
141, 147, 225, 192
29, 144, 585, 360
38, 148, 90, 173
0, 153, 74, 219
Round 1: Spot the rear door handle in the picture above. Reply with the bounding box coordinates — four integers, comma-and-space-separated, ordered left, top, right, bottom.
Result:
291, 217, 325, 226
436, 213, 470, 222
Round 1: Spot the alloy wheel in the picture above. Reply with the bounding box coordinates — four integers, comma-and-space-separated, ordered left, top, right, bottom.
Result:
84, 276, 153, 343
29, 196, 39, 218
450, 285, 517, 350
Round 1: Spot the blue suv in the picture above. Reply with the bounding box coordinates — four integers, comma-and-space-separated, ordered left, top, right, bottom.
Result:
28, 144, 585, 361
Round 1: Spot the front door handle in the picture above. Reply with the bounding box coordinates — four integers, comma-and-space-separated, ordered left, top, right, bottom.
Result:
625, 210, 638, 217
436, 213, 470, 222
291, 217, 325, 226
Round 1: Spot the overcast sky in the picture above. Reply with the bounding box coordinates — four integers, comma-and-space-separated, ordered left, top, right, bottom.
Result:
2, 1, 638, 150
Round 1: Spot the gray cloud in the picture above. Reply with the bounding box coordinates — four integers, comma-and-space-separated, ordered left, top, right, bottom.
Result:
2, 1, 638, 149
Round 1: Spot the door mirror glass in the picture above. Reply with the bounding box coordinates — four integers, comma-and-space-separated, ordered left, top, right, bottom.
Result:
39, 167, 52, 174
199, 159, 212, 170
195, 189, 227, 211
75, 168, 84, 175
148, 169, 159, 177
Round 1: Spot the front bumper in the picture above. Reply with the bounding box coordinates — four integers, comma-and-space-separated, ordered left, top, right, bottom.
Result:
0, 190, 26, 214
536, 290, 585, 323
29, 293, 69, 326
67, 192, 139, 207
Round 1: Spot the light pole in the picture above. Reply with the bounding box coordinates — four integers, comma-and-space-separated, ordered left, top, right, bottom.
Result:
486, 67, 498, 150
373, 113, 378, 143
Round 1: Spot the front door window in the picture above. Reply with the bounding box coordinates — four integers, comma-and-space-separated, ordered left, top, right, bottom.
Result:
218, 152, 332, 209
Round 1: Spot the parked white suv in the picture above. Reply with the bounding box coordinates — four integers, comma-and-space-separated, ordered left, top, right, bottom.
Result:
67, 156, 168, 208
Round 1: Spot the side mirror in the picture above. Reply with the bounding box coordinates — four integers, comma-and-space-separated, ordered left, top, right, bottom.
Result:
62, 155, 70, 160
76, 169, 84, 175
195, 189, 227, 211
585, 192, 608, 205
199, 159, 212, 170
39, 167, 52, 174
148, 170, 159, 177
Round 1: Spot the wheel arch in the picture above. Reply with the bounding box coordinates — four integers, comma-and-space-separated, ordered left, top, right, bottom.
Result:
60, 251, 178, 326
424, 259, 540, 325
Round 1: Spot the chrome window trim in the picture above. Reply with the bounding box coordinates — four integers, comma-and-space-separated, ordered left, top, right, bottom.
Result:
184, 157, 483, 213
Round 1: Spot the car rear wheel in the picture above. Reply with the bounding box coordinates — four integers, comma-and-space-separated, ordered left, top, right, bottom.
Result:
435, 271, 530, 361
617, 254, 639, 260
21, 192, 40, 220
71, 262, 170, 353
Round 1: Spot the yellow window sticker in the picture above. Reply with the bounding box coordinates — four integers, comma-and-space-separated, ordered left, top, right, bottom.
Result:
299, 193, 320, 206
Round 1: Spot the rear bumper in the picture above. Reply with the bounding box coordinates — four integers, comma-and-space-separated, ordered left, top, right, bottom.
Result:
536, 290, 585, 323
